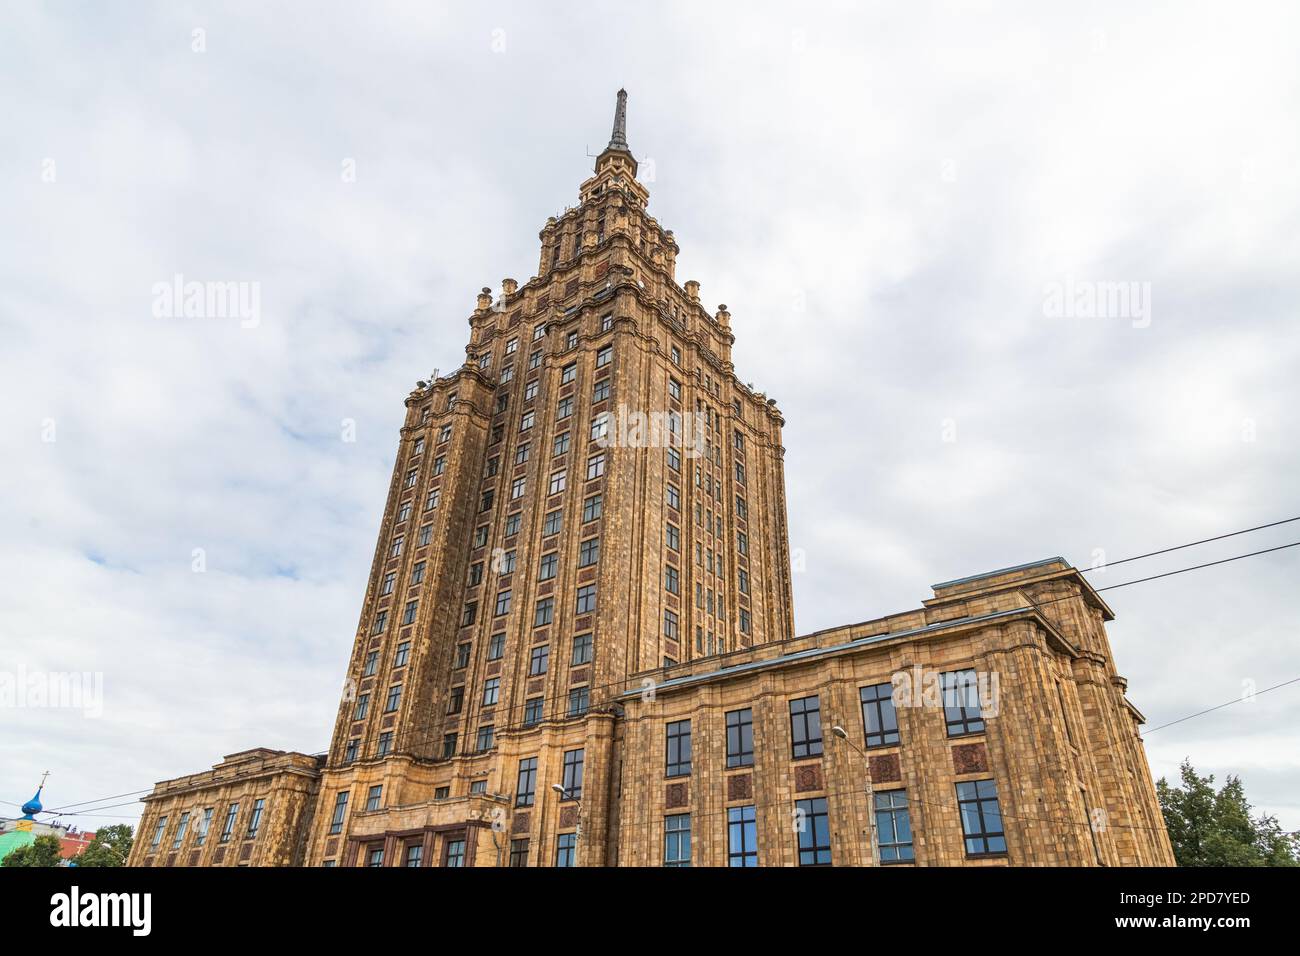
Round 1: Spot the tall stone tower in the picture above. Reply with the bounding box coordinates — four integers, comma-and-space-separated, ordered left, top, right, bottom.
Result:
308, 90, 794, 862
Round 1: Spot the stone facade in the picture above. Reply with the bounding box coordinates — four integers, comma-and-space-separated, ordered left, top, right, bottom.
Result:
128, 93, 1174, 869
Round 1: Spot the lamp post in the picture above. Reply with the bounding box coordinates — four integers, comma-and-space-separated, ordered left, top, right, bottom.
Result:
832, 725, 880, 866
551, 784, 582, 866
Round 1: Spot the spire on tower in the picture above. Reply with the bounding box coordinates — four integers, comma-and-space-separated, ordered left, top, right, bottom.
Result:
607, 88, 630, 153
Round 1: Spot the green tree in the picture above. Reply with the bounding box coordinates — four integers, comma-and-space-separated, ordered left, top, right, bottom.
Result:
73, 823, 134, 868
1157, 759, 1300, 866
1, 834, 64, 867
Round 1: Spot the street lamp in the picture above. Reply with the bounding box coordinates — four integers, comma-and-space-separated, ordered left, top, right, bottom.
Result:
831, 725, 880, 866
551, 784, 583, 863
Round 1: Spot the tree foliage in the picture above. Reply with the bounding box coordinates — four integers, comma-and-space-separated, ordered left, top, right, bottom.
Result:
1, 834, 64, 867
1157, 759, 1299, 867
73, 823, 134, 868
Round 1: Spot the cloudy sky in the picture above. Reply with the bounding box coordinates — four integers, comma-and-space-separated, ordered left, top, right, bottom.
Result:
3, 1, 1297, 835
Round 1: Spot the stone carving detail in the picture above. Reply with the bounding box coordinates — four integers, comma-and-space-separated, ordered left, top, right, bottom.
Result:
869, 752, 902, 783
727, 773, 753, 800
794, 763, 823, 793
952, 742, 989, 774
665, 781, 689, 808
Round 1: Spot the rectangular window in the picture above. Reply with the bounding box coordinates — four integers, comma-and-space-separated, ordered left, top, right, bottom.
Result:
366, 785, 383, 812
665, 719, 692, 777
956, 780, 1006, 856
442, 734, 457, 759
666, 485, 680, 510
482, 677, 500, 706
578, 537, 600, 567
380, 573, 395, 597
447, 686, 464, 714
557, 396, 574, 419
363, 650, 378, 677
582, 494, 602, 522
454, 643, 470, 669
666, 523, 679, 551
328, 792, 348, 834
384, 684, 401, 713
511, 476, 526, 500
553, 432, 570, 456
669, 378, 681, 400
572, 633, 593, 665
367, 846, 384, 867
499, 550, 517, 574
555, 832, 577, 867
509, 838, 530, 867
520, 410, 534, 431
795, 797, 832, 866
539, 552, 558, 580
444, 839, 466, 868
476, 725, 495, 751
790, 695, 823, 759
462, 602, 477, 626
561, 362, 577, 384
405, 844, 423, 867
344, 738, 359, 763
377, 731, 393, 756
371, 611, 387, 635
151, 815, 168, 848
549, 471, 567, 495
561, 749, 584, 799
875, 790, 915, 863
592, 379, 610, 403
943, 669, 985, 736
576, 584, 597, 613
515, 442, 531, 465
663, 608, 679, 640
727, 805, 758, 867
860, 683, 901, 747
543, 509, 562, 536
524, 379, 539, 400
665, 565, 680, 594
402, 599, 418, 625
590, 412, 608, 442
516, 757, 538, 807
529, 644, 549, 676
596, 345, 612, 368
568, 686, 589, 716
586, 454, 605, 480
664, 814, 691, 867
219, 803, 239, 843
494, 589, 512, 616
726, 708, 754, 768
196, 808, 213, 847
353, 693, 369, 720
534, 598, 554, 626
524, 697, 544, 725
394, 641, 410, 668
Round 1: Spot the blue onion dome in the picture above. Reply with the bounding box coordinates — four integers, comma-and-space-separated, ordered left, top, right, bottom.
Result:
20, 786, 43, 819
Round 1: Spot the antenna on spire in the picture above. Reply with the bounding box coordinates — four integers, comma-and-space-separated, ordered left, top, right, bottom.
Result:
607, 88, 630, 152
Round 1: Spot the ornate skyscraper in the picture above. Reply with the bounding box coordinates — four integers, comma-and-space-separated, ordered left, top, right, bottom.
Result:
129, 93, 1173, 869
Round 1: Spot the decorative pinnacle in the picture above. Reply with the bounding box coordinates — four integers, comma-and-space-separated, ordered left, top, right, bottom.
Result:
607, 88, 630, 152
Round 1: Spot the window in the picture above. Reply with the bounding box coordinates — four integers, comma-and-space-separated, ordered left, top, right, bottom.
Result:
371, 610, 387, 635
956, 780, 1006, 856
195, 808, 213, 847
553, 432, 570, 456
219, 803, 239, 843
666, 523, 679, 551
670, 345, 681, 366
534, 598, 554, 627
483, 678, 500, 706
665, 566, 680, 594
402, 599, 418, 625
734, 461, 746, 485
529, 349, 542, 369
516, 757, 538, 807
363, 650, 378, 677
561, 362, 577, 384
511, 476, 526, 500
439, 424, 452, 442
665, 720, 692, 777
480, 489, 494, 512
151, 815, 168, 848
487, 632, 505, 660
394, 641, 410, 668
328, 792, 348, 834
447, 686, 464, 714
572, 633, 593, 666
524, 379, 539, 400
590, 412, 608, 442
505, 337, 518, 355
860, 683, 901, 747
418, 523, 432, 546
524, 697, 544, 725
433, 456, 446, 476
520, 410, 535, 431
739, 608, 751, 634
666, 485, 680, 510
538, 552, 558, 581
476, 725, 495, 751
473, 526, 488, 548
494, 589, 512, 616
538, 512, 560, 539
509, 838, 530, 867
385, 684, 402, 713
404, 468, 417, 488
529, 644, 550, 676
667, 447, 681, 471
555, 832, 577, 868
795, 797, 832, 866
875, 790, 915, 862
790, 696, 823, 759
727, 806, 758, 867
471, 780, 488, 795
596, 345, 612, 367
377, 731, 393, 756
532, 324, 546, 341
549, 470, 567, 495
425, 487, 440, 511
504, 514, 521, 538
737, 531, 748, 556
444, 839, 466, 868
405, 844, 423, 867
669, 378, 681, 400
578, 537, 600, 567
663, 608, 679, 640
943, 669, 985, 736
586, 454, 605, 480
568, 686, 589, 716
601, 313, 613, 332
353, 694, 369, 721
344, 738, 359, 763
738, 568, 749, 594
454, 643, 470, 669
561, 749, 584, 799
726, 708, 754, 768
441, 734, 457, 759
367, 846, 384, 867
557, 396, 574, 419
397, 501, 411, 523
576, 584, 597, 614
592, 379, 610, 403
461, 602, 477, 626
664, 814, 691, 867
515, 442, 531, 465
366, 785, 383, 812
582, 494, 602, 522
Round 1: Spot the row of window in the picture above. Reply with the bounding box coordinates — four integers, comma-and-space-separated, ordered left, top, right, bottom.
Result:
148, 798, 265, 853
